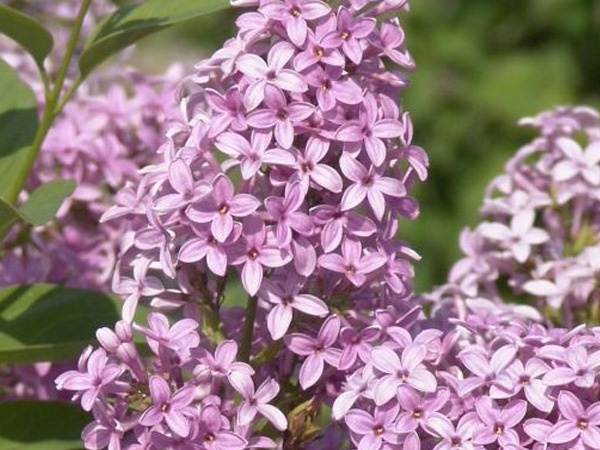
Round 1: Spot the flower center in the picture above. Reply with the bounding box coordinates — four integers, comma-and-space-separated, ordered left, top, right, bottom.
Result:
340, 31, 350, 40
345, 265, 357, 276
519, 375, 530, 385
301, 161, 313, 173
277, 109, 289, 120
494, 424, 504, 435
577, 419, 588, 429
450, 437, 462, 447
373, 425, 384, 436
247, 248, 259, 260
412, 408, 423, 419
321, 79, 332, 90
396, 369, 408, 380
160, 402, 169, 412
313, 45, 324, 58
218, 203, 229, 214
266, 70, 277, 81
205, 432, 215, 442
290, 6, 301, 18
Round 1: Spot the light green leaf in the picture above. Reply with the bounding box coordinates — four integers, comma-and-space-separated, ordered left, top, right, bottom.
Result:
0, 4, 54, 70
0, 401, 87, 450
78, 0, 230, 78
18, 179, 76, 226
0, 59, 39, 205
0, 198, 21, 240
0, 284, 122, 363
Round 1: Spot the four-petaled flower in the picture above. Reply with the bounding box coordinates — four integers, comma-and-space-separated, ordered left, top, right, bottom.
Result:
230, 215, 293, 296
187, 174, 260, 243
285, 315, 342, 389
139, 376, 195, 437
547, 391, 600, 447
237, 41, 308, 110
318, 237, 387, 286
340, 153, 406, 220
261, 0, 331, 47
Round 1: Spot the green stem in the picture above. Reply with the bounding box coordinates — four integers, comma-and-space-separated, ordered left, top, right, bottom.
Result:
9, 0, 92, 204
239, 295, 258, 363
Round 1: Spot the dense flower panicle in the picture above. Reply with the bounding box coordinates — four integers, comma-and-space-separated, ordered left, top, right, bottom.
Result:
106, 0, 421, 324
0, 2, 181, 401
0, 68, 181, 290
59, 0, 431, 448
425, 105, 600, 328
45, 0, 600, 448
333, 317, 600, 450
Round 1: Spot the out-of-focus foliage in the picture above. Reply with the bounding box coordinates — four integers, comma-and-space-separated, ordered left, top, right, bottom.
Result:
401, 0, 600, 291
133, 0, 599, 290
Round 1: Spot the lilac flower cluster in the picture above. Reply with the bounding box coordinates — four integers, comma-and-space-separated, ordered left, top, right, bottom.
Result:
104, 0, 423, 326
0, 68, 181, 289
0, 2, 181, 400
53, 0, 600, 448
55, 0, 431, 447
426, 106, 600, 327
334, 318, 600, 450
57, 316, 287, 449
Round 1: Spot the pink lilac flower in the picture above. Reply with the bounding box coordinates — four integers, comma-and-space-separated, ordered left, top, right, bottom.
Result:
547, 391, 600, 447
113, 257, 164, 323
139, 376, 195, 437
259, 275, 328, 340
472, 397, 527, 447
318, 238, 386, 286
237, 41, 308, 110
337, 96, 405, 166
215, 130, 294, 179
425, 413, 477, 450
542, 345, 600, 388
345, 403, 403, 450
292, 137, 343, 193
153, 158, 210, 212
186, 174, 260, 243
246, 86, 315, 149
230, 376, 288, 431
55, 348, 122, 411
480, 210, 549, 263
394, 386, 450, 433
321, 7, 375, 65
285, 315, 341, 389
195, 405, 247, 450
260, 0, 331, 47
264, 181, 314, 246
370, 344, 437, 404
230, 215, 293, 295
552, 137, 600, 186
339, 153, 406, 220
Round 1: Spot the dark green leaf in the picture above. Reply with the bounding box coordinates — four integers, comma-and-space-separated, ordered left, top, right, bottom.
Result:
79, 0, 230, 78
18, 179, 76, 226
0, 284, 122, 363
0, 59, 39, 205
0, 401, 87, 450
0, 198, 21, 240
0, 4, 54, 70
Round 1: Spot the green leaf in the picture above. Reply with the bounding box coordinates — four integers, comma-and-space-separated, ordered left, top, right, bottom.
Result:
18, 179, 76, 226
0, 4, 54, 71
0, 401, 87, 450
0, 59, 39, 205
0, 198, 21, 240
0, 284, 122, 363
78, 0, 230, 78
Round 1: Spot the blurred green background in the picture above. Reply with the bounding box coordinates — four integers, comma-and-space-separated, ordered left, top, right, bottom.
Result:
133, 0, 600, 292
